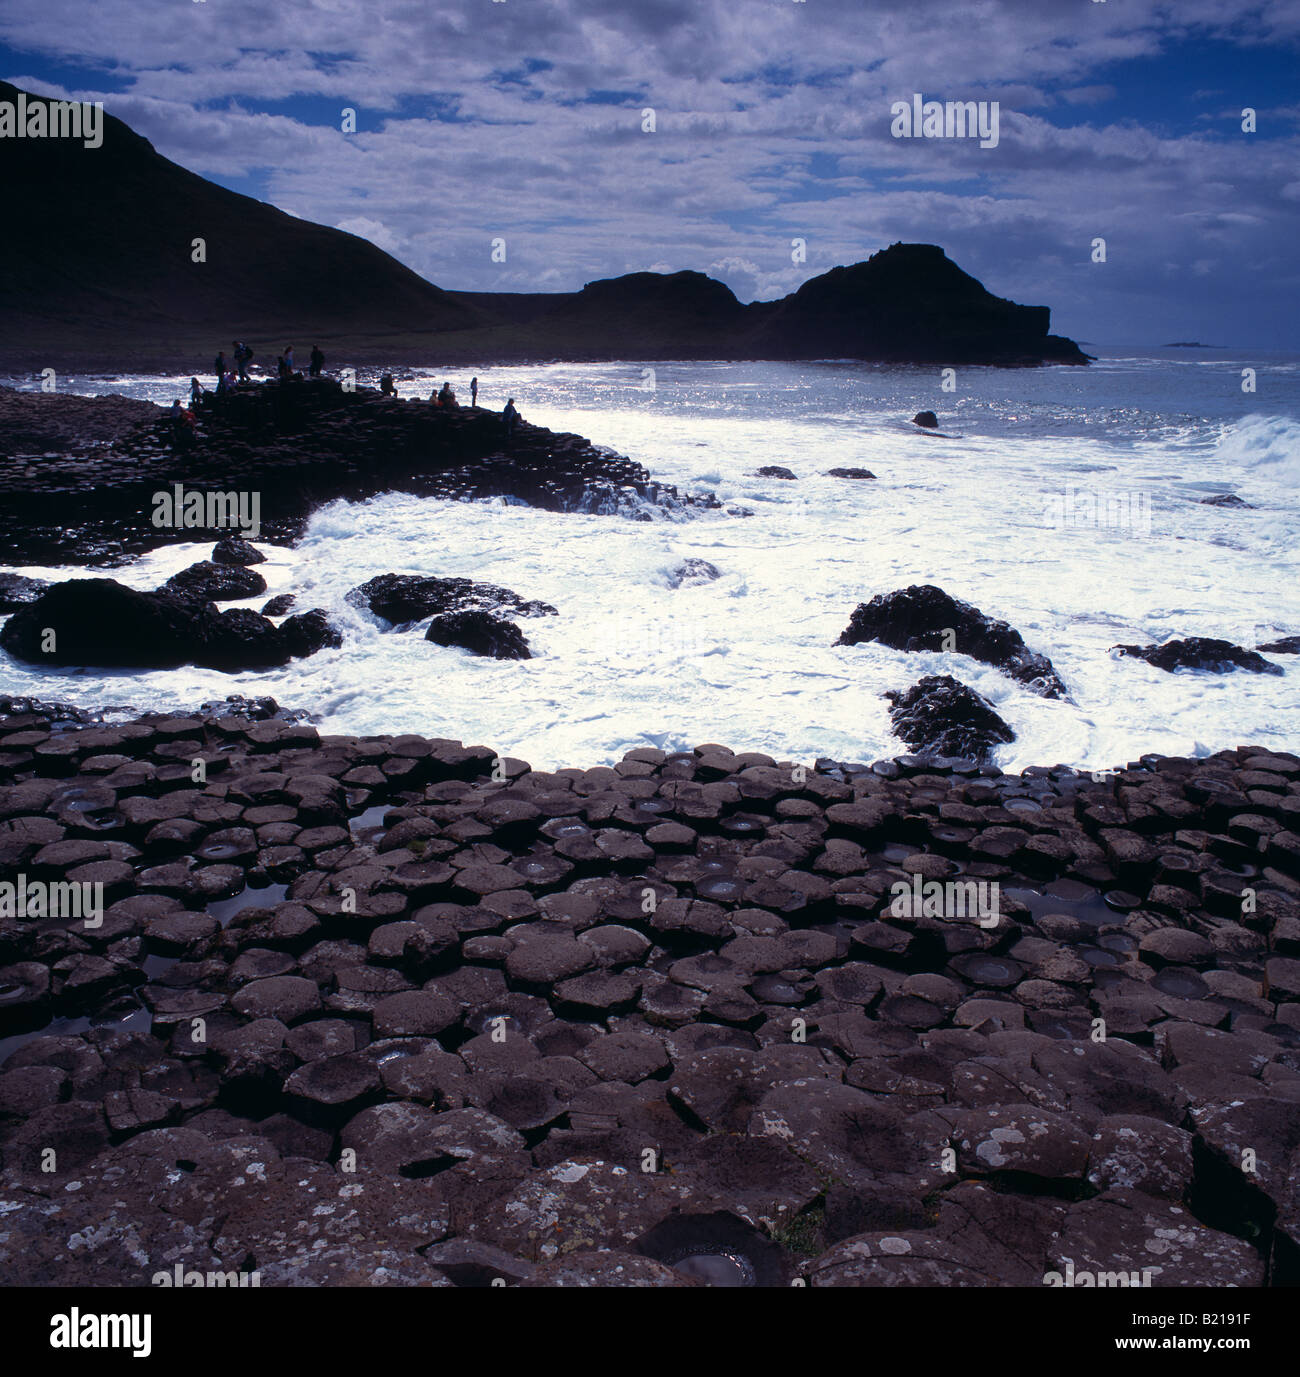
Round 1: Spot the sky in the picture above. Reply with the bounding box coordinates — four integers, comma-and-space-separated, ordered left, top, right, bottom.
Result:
1, 0, 1298, 347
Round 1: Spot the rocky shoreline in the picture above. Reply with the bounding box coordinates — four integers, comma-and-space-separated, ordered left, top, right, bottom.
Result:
2, 697, 1299, 1286
0, 379, 715, 566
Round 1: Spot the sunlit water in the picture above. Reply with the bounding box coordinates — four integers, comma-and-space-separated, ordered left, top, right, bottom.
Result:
2, 350, 1298, 771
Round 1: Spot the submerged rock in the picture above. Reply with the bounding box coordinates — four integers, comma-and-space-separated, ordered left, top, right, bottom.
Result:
1257, 635, 1300, 655
426, 610, 532, 659
1114, 637, 1283, 676
666, 559, 721, 589
1199, 493, 1253, 509
348, 573, 555, 625
826, 468, 876, 480
755, 466, 798, 480
261, 593, 296, 617
837, 584, 1066, 697
884, 674, 1015, 762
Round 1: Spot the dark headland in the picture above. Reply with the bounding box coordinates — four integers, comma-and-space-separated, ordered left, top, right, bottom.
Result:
0, 80, 1087, 372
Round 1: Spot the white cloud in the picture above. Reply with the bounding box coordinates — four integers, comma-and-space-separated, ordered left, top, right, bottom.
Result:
2, 0, 1297, 343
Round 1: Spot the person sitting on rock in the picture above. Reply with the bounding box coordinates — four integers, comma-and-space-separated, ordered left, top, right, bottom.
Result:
168, 400, 196, 451
309, 345, 324, 378
502, 397, 520, 436
436, 381, 458, 409
379, 372, 396, 396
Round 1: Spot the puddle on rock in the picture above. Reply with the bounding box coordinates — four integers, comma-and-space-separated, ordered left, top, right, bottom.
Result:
950, 954, 1024, 987
207, 882, 289, 927
196, 840, 245, 861
697, 877, 744, 901
348, 804, 391, 844
545, 819, 590, 838
1004, 882, 1115, 929
749, 975, 803, 1004
1152, 967, 1210, 1000
0, 1002, 152, 1069
667, 1250, 756, 1287
1079, 946, 1124, 967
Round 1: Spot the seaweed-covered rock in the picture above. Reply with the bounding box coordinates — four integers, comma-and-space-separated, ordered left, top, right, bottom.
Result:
883, 675, 1015, 762
426, 610, 532, 659
1114, 637, 1283, 676
755, 466, 797, 480
837, 584, 1065, 697
912, 411, 939, 428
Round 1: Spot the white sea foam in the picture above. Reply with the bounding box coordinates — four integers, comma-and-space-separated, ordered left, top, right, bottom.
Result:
1, 358, 1297, 770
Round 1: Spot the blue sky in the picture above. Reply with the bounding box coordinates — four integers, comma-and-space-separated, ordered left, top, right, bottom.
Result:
2, 0, 1298, 346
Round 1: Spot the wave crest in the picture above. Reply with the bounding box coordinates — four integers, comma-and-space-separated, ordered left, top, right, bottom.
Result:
1213, 413, 1300, 473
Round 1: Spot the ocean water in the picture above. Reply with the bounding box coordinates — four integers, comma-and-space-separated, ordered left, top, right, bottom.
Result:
2, 350, 1298, 772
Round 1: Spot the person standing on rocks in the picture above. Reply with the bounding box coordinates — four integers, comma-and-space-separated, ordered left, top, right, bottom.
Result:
502, 397, 519, 437
284, 345, 296, 373
470, 376, 478, 408
214, 349, 226, 387
233, 341, 252, 382
309, 345, 324, 378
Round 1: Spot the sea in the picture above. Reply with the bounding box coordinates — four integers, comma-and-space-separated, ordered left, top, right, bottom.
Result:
2, 348, 1298, 773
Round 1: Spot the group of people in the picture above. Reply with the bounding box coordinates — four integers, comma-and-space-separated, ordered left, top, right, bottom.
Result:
275, 344, 325, 380
191, 351, 522, 441
211, 341, 254, 394
431, 376, 481, 409
209, 341, 327, 393
427, 377, 519, 433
